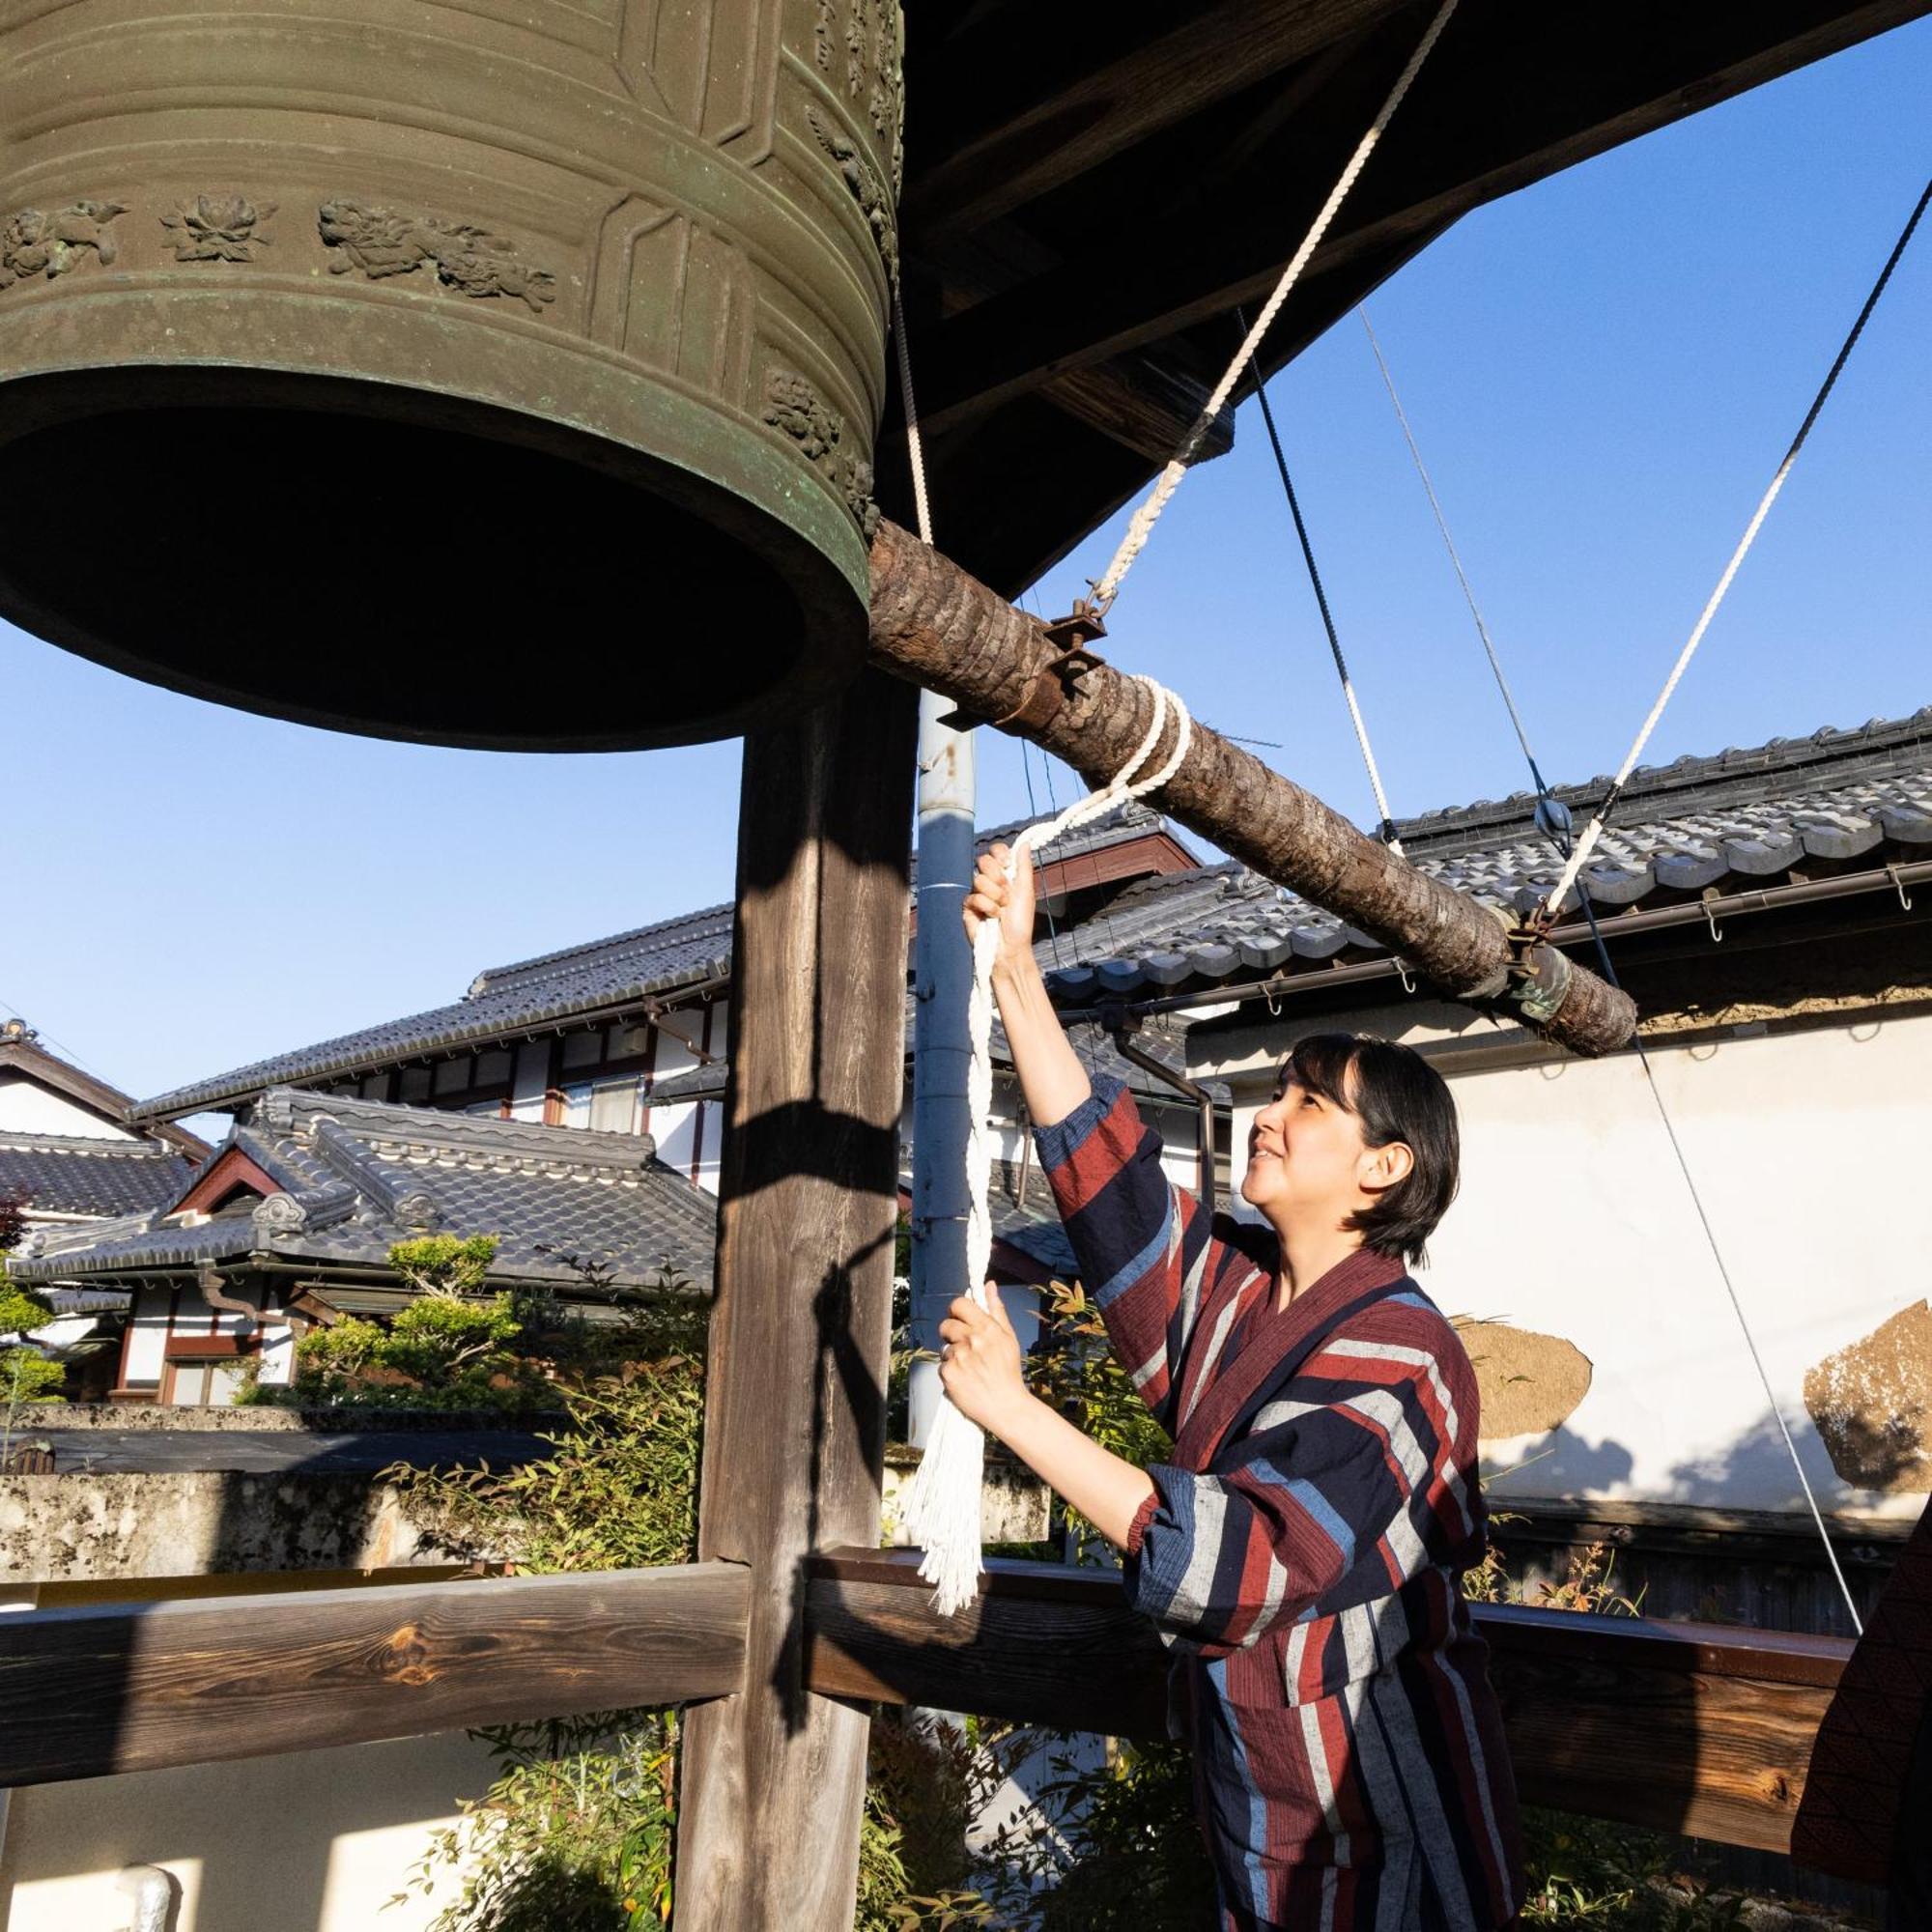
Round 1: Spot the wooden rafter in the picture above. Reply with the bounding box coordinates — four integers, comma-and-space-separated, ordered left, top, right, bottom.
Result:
910, 0, 1929, 436
902, 0, 1412, 242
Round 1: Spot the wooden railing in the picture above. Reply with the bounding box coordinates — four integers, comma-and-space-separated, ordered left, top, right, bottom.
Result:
0, 1544, 1857, 1869
0, 1563, 747, 1785
803, 1548, 1849, 1857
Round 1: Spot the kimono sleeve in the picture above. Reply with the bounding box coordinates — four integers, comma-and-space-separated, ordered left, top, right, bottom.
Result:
1120, 1348, 1466, 1658
1034, 1073, 1221, 1435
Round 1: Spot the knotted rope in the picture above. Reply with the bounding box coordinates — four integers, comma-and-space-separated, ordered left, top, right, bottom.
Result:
902, 679, 1193, 1613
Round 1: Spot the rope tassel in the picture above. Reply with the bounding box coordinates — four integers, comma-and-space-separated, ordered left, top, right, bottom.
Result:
903, 680, 1192, 1613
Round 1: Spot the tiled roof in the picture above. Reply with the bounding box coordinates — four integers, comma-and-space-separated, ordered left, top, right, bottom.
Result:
1037, 711, 1932, 1007
135, 803, 1179, 1122
0, 1134, 195, 1218
13, 1089, 717, 1293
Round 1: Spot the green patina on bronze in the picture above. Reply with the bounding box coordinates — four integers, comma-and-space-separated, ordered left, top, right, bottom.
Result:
0, 0, 902, 751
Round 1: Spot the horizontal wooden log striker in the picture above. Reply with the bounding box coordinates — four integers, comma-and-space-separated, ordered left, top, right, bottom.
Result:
866, 519, 1637, 1056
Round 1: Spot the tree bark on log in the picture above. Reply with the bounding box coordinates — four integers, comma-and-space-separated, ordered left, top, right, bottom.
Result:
866, 519, 1636, 1056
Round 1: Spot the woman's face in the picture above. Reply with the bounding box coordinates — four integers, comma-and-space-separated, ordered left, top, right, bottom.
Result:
1238, 1065, 1383, 1229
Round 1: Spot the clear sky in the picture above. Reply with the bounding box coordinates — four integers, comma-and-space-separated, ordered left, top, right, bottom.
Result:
5, 17, 1928, 1113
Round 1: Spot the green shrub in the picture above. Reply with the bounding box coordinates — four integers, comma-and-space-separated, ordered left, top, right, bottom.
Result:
0, 1348, 66, 1404
0, 1281, 54, 1340
390, 1234, 501, 1299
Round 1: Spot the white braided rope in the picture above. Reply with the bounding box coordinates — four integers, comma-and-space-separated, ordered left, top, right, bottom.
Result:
1089, 0, 1459, 611
901, 678, 1193, 1612
1539, 463, 1795, 919
1542, 174, 1932, 922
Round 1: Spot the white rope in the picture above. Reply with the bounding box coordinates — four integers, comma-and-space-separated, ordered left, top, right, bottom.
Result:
902, 678, 1193, 1612
1089, 0, 1459, 612
893, 289, 934, 547
1543, 174, 1932, 922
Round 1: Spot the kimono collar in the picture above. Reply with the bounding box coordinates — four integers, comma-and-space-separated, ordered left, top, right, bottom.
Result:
1176, 1243, 1408, 1469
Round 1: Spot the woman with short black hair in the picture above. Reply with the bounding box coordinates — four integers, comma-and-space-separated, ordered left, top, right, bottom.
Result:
938, 845, 1523, 1931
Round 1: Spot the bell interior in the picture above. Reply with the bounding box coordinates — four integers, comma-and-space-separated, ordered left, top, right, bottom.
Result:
0, 371, 859, 753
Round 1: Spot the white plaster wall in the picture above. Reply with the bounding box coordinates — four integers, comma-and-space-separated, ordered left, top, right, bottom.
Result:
123, 1288, 170, 1385
1204, 1008, 1932, 1520
0, 1731, 499, 1932
0, 1076, 131, 1140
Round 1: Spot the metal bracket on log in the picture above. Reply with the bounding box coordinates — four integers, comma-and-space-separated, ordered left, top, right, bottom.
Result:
939, 603, 1107, 732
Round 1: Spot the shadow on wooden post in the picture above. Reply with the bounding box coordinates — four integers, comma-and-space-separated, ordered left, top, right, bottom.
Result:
672, 668, 919, 1932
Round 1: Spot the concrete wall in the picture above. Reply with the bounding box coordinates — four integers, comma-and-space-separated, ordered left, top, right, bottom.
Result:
1194, 1002, 1932, 1521
0, 1732, 499, 1932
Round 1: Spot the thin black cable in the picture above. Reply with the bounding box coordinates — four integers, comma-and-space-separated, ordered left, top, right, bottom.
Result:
1237, 306, 1403, 849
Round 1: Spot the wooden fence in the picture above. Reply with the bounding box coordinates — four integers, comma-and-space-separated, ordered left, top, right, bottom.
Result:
0, 1544, 1858, 1869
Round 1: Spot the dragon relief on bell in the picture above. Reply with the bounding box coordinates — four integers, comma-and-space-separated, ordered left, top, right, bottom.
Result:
161, 193, 276, 262
762, 370, 879, 539
0, 200, 126, 291
318, 200, 557, 314
806, 106, 897, 290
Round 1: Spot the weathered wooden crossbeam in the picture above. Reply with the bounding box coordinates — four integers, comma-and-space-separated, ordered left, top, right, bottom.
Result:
866, 520, 1638, 1057
805, 1548, 1850, 1861
0, 1562, 748, 1786
0, 1546, 1861, 1870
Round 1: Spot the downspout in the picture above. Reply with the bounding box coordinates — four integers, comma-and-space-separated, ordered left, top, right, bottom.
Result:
194, 1262, 258, 1331
1100, 1009, 1219, 1211
906, 692, 978, 1449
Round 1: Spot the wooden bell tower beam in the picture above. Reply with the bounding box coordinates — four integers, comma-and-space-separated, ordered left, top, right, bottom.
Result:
672, 668, 920, 1931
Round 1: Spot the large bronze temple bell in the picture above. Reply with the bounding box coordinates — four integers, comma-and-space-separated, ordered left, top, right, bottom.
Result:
0, 2, 901, 749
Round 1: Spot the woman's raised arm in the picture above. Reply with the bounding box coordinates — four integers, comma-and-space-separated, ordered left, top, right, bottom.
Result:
964, 840, 1091, 1128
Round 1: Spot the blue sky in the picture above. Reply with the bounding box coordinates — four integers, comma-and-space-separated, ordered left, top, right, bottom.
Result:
6, 17, 1929, 1110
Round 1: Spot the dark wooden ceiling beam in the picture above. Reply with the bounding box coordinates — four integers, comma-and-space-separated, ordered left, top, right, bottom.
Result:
914, 0, 1931, 432
903, 0, 1410, 241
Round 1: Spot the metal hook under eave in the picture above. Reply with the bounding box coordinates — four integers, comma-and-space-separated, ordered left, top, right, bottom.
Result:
1889, 864, 1914, 913
1703, 897, 1724, 944
1395, 959, 1416, 996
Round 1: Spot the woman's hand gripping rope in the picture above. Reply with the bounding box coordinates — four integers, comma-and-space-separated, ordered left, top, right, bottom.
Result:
937, 1286, 1029, 1438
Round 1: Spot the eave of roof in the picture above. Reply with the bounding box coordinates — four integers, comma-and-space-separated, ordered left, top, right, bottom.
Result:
1037, 713, 1932, 1010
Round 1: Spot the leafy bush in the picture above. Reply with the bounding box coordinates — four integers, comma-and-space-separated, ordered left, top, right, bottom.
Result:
0, 1194, 25, 1255
0, 1281, 54, 1340
391, 1234, 502, 1299
0, 1347, 66, 1404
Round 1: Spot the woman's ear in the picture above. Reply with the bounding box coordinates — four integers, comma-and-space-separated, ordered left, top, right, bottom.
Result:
1361, 1140, 1414, 1196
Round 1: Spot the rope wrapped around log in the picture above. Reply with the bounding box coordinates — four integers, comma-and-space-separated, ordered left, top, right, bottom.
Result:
866, 519, 1637, 1057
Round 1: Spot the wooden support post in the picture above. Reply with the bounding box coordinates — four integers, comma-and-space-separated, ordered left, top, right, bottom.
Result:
672, 669, 920, 1931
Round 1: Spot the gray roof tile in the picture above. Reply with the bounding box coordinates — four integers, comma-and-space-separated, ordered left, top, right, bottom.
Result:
0, 1135, 194, 1218
1034, 712, 1932, 1006
137, 802, 1179, 1121
14, 1090, 716, 1293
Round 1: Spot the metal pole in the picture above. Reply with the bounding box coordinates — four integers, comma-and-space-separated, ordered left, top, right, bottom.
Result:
906, 693, 976, 1448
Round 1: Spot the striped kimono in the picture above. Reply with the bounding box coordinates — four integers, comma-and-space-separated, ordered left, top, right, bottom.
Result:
1037, 1076, 1523, 1931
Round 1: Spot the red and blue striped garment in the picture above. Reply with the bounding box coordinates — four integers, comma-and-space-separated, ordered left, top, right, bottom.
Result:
1037, 1075, 1523, 1931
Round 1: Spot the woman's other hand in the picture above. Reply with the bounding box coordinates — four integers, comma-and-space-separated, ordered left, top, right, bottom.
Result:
963, 840, 1037, 978
938, 1287, 1032, 1437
